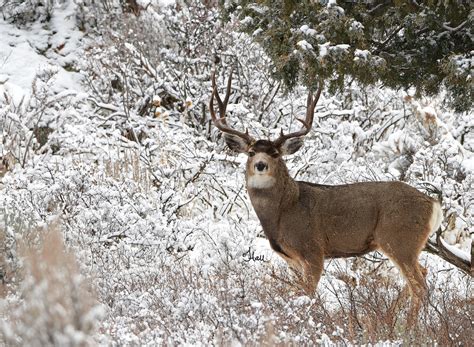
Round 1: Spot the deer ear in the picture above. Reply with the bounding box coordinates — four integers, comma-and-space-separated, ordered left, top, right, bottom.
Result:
224, 134, 250, 153
279, 137, 304, 156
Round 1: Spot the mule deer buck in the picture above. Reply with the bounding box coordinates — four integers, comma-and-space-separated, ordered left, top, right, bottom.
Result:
209, 70, 444, 313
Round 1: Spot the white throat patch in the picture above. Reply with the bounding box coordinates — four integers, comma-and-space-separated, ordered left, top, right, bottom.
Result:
247, 174, 276, 189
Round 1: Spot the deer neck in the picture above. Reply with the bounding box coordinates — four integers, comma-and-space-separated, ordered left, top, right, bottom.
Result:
246, 164, 299, 235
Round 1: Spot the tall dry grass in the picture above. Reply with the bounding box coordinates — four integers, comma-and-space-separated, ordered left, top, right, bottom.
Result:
0, 224, 103, 346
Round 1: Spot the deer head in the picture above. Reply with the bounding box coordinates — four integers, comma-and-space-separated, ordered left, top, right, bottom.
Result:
209, 70, 322, 190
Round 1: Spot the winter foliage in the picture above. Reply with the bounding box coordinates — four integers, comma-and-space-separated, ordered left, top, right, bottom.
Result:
225, 0, 473, 112
0, 1, 472, 345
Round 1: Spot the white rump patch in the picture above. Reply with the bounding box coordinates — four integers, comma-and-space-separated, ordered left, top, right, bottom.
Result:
247, 174, 276, 189
429, 201, 443, 235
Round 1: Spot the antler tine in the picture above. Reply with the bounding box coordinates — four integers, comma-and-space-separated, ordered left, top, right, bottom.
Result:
273, 80, 323, 147
209, 69, 254, 144
212, 69, 232, 124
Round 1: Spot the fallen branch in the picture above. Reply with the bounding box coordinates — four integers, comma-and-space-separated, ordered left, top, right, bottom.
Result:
424, 228, 471, 276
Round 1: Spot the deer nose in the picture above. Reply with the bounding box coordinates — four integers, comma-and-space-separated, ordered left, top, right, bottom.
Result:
255, 161, 268, 172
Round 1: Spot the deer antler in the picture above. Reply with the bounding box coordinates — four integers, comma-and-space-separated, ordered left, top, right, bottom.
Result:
209, 69, 254, 144
273, 81, 323, 148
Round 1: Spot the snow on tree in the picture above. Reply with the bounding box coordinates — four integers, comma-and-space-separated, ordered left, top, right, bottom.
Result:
223, 0, 473, 112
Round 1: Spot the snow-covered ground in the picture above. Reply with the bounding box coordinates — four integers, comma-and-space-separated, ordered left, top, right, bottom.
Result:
0, 2, 472, 345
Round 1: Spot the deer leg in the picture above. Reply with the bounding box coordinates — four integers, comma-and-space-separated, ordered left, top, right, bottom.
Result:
378, 224, 430, 323
388, 251, 428, 303
383, 251, 428, 323
402, 262, 427, 305
300, 252, 324, 295
402, 262, 428, 327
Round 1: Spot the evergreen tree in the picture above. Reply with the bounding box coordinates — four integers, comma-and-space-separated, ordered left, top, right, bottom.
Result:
222, 0, 473, 111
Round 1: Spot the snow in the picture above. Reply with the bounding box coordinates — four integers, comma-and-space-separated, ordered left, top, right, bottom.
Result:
297, 40, 313, 51
252, 28, 263, 36
0, 2, 472, 346
440, 238, 471, 263
354, 49, 370, 61
300, 25, 317, 36
0, 8, 83, 95
319, 42, 330, 57
463, 157, 474, 172
240, 16, 254, 26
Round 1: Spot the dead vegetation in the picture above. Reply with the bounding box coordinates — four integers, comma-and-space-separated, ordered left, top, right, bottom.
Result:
0, 224, 103, 346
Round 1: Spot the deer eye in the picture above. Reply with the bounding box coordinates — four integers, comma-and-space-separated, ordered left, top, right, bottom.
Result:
248, 151, 256, 157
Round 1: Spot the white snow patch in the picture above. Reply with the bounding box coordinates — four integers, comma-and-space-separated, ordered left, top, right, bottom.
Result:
297, 40, 313, 51
252, 28, 263, 36
354, 49, 370, 61
300, 25, 317, 36
462, 157, 474, 172
318, 42, 330, 57
0, 4, 83, 96
439, 237, 471, 263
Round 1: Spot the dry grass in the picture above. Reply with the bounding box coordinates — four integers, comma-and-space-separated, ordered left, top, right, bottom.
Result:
0, 223, 103, 346
0, 229, 8, 298
103, 149, 151, 190
0, 227, 17, 300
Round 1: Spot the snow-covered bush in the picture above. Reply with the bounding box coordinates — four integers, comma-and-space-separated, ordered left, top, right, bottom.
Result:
1, 0, 55, 25
1, 67, 76, 169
